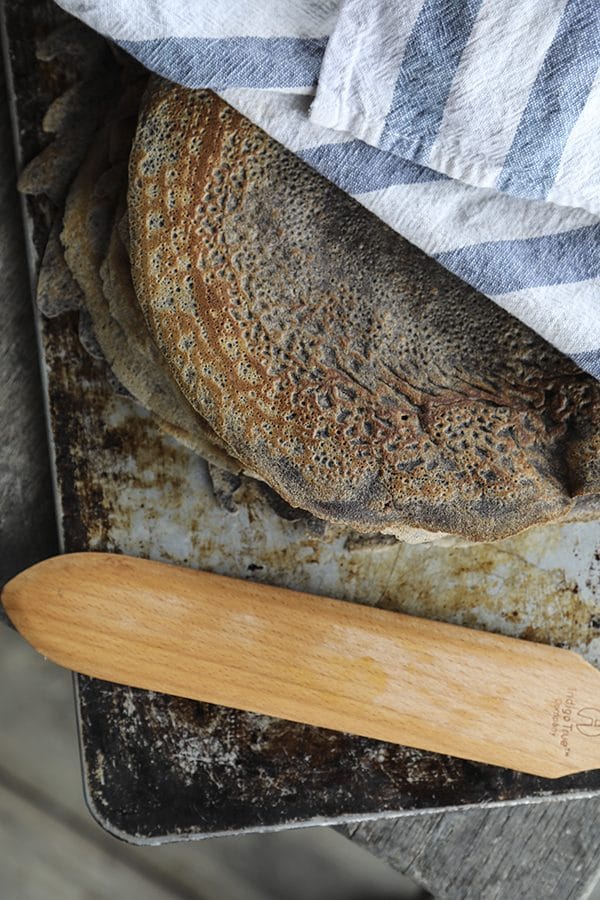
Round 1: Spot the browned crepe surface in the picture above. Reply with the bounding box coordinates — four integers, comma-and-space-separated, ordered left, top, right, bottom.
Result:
59, 98, 241, 472
128, 78, 600, 542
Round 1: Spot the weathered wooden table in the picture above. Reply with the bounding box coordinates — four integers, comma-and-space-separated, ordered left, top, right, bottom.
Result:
1, 20, 600, 900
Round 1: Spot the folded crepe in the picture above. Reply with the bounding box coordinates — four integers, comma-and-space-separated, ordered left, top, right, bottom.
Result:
23, 65, 600, 544
126, 78, 600, 543
58, 81, 241, 473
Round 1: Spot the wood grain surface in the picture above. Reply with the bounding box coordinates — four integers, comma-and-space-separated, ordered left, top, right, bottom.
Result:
341, 807, 600, 900
0, 35, 57, 597
6, 551, 600, 780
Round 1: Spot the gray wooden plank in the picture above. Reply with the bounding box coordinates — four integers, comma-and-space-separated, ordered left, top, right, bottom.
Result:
0, 624, 83, 808
0, 57, 58, 591
341, 806, 600, 900
0, 779, 193, 900
588, 870, 600, 899
174, 829, 423, 900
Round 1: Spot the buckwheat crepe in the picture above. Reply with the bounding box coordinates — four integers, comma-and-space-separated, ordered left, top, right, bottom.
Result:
59, 92, 240, 472
126, 78, 600, 542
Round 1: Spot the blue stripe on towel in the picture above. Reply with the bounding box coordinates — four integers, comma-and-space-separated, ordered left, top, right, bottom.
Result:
497, 0, 600, 199
298, 140, 446, 194
118, 36, 327, 89
436, 224, 600, 294
379, 0, 482, 158
571, 349, 600, 378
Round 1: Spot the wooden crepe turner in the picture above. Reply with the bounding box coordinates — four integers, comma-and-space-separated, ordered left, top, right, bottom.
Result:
2, 552, 599, 779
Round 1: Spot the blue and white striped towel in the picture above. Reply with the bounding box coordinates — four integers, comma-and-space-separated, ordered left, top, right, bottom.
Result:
58, 0, 600, 379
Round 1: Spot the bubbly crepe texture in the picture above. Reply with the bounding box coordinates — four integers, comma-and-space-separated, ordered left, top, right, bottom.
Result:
126, 79, 600, 542
60, 92, 241, 472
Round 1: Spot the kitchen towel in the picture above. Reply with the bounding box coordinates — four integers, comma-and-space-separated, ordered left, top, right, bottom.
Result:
56, 0, 600, 379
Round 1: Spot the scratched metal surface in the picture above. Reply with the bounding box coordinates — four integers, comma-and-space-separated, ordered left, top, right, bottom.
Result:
4, 0, 600, 844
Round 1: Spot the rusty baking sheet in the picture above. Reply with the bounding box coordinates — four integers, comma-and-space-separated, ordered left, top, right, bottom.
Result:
4, 0, 600, 844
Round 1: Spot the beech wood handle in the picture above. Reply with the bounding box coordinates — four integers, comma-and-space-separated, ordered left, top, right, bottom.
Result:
3, 552, 600, 778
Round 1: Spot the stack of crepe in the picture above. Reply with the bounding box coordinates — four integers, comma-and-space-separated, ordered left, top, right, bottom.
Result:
22, 50, 600, 545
